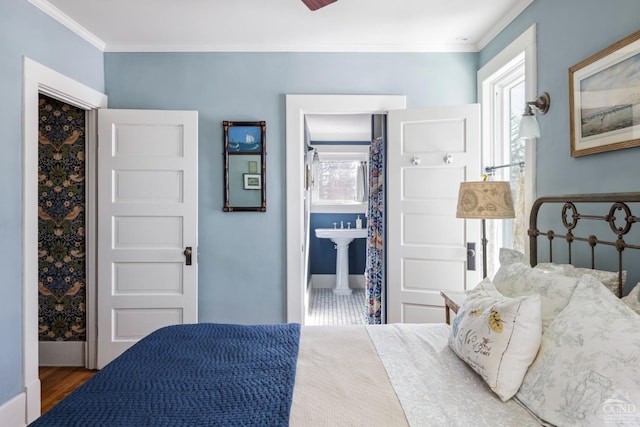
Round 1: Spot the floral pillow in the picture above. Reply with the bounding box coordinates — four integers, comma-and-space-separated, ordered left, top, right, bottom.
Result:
493, 261, 580, 332
516, 275, 640, 426
622, 283, 640, 315
498, 248, 528, 266
449, 279, 542, 402
536, 262, 626, 297
498, 248, 626, 297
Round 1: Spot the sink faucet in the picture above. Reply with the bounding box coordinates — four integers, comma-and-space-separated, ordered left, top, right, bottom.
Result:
340, 221, 344, 229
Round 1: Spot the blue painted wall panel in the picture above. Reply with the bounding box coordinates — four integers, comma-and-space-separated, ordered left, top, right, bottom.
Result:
104, 51, 477, 325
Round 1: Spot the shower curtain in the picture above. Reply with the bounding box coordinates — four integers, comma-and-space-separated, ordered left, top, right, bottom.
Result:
365, 137, 384, 324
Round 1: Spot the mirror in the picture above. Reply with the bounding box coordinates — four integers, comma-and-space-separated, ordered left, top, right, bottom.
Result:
223, 121, 266, 212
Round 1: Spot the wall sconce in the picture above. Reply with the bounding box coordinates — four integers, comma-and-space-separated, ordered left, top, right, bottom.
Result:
518, 92, 550, 139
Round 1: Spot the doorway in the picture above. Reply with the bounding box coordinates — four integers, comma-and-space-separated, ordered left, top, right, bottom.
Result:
284, 94, 406, 324
23, 57, 106, 422
37, 94, 90, 367
305, 115, 371, 325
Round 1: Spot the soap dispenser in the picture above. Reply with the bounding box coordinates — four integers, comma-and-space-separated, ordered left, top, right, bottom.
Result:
356, 215, 362, 229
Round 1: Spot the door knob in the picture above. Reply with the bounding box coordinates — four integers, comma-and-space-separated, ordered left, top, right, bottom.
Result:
466, 242, 476, 271
184, 247, 192, 265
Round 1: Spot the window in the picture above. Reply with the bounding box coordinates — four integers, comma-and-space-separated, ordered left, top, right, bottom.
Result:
478, 24, 537, 278
493, 66, 525, 251
311, 150, 368, 213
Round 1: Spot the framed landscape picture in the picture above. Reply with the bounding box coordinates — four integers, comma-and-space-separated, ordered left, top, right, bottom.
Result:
569, 29, 640, 157
243, 173, 261, 190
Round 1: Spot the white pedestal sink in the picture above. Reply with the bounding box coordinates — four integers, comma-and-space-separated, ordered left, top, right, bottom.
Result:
315, 228, 367, 295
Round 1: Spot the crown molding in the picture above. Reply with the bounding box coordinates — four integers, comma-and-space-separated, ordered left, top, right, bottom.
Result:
28, 0, 106, 51
476, 0, 534, 51
103, 42, 478, 53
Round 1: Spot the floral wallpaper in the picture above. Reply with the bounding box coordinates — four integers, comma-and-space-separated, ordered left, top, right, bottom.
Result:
38, 94, 86, 341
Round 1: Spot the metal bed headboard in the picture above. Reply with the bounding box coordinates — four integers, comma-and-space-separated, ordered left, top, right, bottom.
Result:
528, 192, 640, 297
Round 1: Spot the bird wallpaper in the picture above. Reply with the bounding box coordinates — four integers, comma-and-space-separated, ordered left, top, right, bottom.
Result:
38, 94, 86, 341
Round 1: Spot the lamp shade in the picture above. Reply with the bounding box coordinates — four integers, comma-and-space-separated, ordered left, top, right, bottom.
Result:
518, 114, 540, 139
456, 181, 515, 219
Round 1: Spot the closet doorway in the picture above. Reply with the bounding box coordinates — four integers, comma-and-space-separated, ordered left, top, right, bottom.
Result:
37, 94, 92, 367
23, 57, 106, 422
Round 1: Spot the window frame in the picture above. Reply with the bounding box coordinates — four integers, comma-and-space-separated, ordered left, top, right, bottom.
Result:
478, 24, 538, 277
310, 147, 369, 214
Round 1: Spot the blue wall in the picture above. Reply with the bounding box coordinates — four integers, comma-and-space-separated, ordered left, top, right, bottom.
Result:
0, 0, 104, 408
104, 52, 478, 325
479, 0, 640, 291
310, 213, 367, 275
480, 0, 640, 198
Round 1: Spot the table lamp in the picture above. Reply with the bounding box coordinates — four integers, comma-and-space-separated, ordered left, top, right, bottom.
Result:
456, 180, 515, 278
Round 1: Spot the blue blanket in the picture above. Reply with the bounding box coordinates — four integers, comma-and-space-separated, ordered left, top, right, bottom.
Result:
32, 323, 301, 426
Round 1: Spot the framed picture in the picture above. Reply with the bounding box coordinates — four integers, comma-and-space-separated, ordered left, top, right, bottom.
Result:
243, 173, 261, 190
223, 121, 267, 212
248, 160, 258, 173
569, 29, 640, 157
225, 123, 263, 153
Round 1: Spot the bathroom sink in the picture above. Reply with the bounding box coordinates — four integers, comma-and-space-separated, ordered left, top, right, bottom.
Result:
315, 227, 367, 295
315, 227, 367, 244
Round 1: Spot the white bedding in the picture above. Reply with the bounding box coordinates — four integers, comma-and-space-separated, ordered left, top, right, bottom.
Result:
290, 323, 540, 426
368, 324, 540, 426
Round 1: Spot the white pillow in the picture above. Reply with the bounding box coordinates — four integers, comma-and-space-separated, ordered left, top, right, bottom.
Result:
516, 275, 640, 426
449, 279, 542, 402
493, 261, 580, 332
622, 283, 640, 315
535, 262, 626, 297
498, 248, 527, 266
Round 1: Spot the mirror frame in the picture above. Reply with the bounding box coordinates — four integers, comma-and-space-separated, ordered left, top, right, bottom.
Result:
223, 120, 267, 212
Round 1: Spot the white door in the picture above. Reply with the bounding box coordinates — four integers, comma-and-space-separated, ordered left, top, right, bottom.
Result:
387, 105, 481, 323
97, 109, 198, 368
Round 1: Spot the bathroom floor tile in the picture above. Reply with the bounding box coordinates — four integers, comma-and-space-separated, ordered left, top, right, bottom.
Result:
306, 288, 367, 326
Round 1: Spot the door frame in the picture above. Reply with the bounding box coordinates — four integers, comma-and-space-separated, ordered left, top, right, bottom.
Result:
22, 57, 106, 422
285, 94, 406, 324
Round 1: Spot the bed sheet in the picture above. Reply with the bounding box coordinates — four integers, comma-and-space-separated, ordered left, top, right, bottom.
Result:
292, 323, 541, 426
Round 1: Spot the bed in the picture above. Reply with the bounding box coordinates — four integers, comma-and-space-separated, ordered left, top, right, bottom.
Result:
31, 193, 640, 427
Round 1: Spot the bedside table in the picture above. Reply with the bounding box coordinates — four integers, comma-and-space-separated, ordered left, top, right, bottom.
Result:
440, 290, 467, 325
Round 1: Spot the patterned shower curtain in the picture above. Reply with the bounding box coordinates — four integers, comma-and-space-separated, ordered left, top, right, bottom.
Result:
365, 137, 384, 324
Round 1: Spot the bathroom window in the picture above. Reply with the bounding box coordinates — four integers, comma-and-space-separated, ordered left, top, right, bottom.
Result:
311, 151, 368, 213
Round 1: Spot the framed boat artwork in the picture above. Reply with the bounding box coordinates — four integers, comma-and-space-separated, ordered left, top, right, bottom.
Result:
225, 122, 263, 152
569, 29, 640, 157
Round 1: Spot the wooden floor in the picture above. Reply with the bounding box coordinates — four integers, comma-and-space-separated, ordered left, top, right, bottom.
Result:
39, 366, 97, 414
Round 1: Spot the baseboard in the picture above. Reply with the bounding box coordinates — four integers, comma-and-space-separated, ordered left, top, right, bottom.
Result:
0, 392, 27, 427
25, 378, 41, 424
311, 274, 366, 289
39, 341, 85, 366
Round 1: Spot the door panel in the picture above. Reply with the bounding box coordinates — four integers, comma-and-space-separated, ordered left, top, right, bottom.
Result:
97, 109, 198, 368
387, 105, 480, 324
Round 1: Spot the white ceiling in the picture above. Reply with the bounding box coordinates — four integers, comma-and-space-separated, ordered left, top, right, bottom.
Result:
32, 0, 532, 140
35, 0, 533, 52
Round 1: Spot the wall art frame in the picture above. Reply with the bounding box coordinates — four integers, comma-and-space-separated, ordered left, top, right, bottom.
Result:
223, 121, 266, 212
243, 173, 261, 190
569, 29, 640, 157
